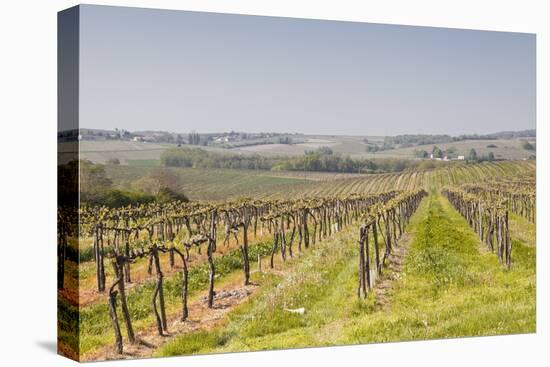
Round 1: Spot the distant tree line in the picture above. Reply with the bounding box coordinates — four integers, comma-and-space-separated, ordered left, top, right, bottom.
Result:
385, 134, 453, 147
161, 146, 439, 174
161, 147, 279, 170
366, 129, 536, 153
459, 129, 535, 140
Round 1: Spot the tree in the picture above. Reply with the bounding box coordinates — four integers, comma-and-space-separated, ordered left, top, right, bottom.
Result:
80, 160, 112, 193
132, 169, 179, 195
521, 140, 535, 151
468, 148, 478, 162
414, 150, 429, 158
432, 146, 443, 159
277, 136, 293, 144
155, 187, 189, 203
188, 131, 201, 145
107, 158, 120, 165
488, 152, 495, 161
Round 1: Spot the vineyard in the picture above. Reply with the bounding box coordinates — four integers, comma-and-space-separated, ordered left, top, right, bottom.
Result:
103, 160, 534, 200
442, 178, 535, 268
57, 161, 536, 360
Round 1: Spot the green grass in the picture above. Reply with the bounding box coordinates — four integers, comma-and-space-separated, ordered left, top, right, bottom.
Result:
156, 191, 535, 357
509, 213, 536, 247
342, 193, 535, 343
126, 159, 161, 167
157, 224, 362, 356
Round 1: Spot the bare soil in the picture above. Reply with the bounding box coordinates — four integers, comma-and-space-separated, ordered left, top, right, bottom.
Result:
82, 281, 259, 361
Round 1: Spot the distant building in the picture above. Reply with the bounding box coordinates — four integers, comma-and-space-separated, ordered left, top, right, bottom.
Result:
457, 155, 465, 160
214, 136, 233, 143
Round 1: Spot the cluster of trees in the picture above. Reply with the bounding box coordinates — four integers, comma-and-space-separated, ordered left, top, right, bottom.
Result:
161, 147, 279, 170
79, 160, 188, 207
365, 145, 382, 153
467, 148, 495, 162
364, 139, 397, 152
161, 146, 449, 174
521, 140, 535, 151
154, 133, 185, 144
273, 151, 377, 173
277, 136, 293, 144
188, 132, 202, 145
414, 145, 456, 159
367, 135, 455, 152
413, 146, 495, 162
365, 130, 536, 152
385, 134, 454, 147
458, 129, 535, 140
365, 142, 396, 152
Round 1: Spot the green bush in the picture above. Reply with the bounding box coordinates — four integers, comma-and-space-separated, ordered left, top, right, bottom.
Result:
155, 187, 189, 203
82, 189, 156, 208
521, 141, 535, 151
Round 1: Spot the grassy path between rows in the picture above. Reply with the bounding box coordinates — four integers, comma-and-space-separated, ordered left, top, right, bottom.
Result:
509, 213, 536, 248
156, 191, 535, 356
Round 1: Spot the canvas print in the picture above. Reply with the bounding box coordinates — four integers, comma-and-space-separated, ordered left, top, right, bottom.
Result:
57, 5, 536, 362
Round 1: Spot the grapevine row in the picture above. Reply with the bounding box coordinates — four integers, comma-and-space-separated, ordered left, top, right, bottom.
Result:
442, 185, 512, 268
357, 189, 427, 298
65, 191, 413, 354
461, 178, 535, 223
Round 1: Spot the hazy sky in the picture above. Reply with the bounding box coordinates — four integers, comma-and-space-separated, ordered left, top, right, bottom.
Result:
79, 5, 535, 136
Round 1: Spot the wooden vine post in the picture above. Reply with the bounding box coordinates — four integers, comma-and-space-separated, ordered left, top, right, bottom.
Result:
207, 210, 217, 308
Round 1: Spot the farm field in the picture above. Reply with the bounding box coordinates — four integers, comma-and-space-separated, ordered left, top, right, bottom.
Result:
359, 139, 537, 160
102, 160, 534, 201
57, 160, 536, 361
78, 140, 174, 164
232, 137, 535, 160
70, 135, 535, 166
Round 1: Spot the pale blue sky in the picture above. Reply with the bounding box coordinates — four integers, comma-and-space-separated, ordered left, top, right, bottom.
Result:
79, 5, 535, 136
